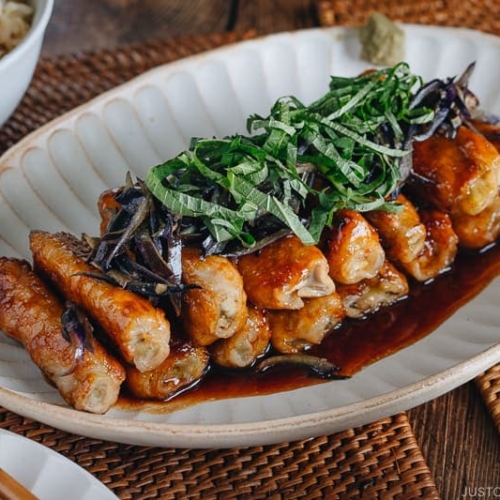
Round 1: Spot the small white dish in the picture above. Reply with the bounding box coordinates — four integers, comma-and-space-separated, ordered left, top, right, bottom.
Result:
0, 0, 54, 127
0, 25, 499, 448
0, 428, 117, 499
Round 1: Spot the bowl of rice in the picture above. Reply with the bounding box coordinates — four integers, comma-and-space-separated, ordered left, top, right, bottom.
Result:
0, 0, 54, 128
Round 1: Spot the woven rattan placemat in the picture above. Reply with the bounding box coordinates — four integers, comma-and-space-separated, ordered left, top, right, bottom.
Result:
0, 409, 439, 499
0, 31, 445, 499
476, 364, 500, 435
316, 0, 500, 34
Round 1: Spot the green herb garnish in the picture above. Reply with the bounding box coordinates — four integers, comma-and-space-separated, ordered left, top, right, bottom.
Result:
146, 62, 434, 250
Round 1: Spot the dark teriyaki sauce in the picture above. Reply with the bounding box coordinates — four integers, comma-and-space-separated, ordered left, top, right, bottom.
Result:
117, 242, 500, 413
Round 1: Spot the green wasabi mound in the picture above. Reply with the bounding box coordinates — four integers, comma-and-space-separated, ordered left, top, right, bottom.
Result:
359, 13, 405, 66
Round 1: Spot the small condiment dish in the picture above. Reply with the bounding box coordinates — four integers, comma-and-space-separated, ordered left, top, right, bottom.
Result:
0, 0, 54, 128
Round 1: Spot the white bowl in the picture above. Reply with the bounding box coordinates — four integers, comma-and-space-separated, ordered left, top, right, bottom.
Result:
0, 0, 54, 128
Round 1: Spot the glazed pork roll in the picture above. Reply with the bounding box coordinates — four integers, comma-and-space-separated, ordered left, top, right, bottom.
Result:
336, 260, 409, 319
470, 119, 500, 153
412, 126, 500, 217
29, 230, 171, 373
366, 194, 427, 265
97, 187, 121, 234
398, 208, 459, 282
237, 234, 335, 310
181, 247, 248, 346
443, 120, 500, 248
450, 195, 500, 249
268, 292, 345, 354
322, 209, 385, 285
0, 258, 126, 414
125, 339, 210, 400
211, 305, 271, 369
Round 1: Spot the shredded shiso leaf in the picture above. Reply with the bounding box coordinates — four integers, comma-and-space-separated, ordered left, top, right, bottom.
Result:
146, 63, 438, 250
141, 62, 478, 257
88, 62, 478, 302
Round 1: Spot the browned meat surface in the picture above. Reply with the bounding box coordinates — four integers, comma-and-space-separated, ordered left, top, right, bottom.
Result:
126, 339, 209, 400
0, 258, 125, 414
470, 119, 500, 152
268, 293, 345, 354
97, 188, 122, 234
29, 230, 171, 373
322, 209, 385, 285
211, 305, 271, 368
366, 194, 427, 264
237, 234, 335, 310
412, 126, 500, 217
181, 247, 248, 346
451, 195, 500, 249
336, 260, 409, 318
399, 209, 458, 281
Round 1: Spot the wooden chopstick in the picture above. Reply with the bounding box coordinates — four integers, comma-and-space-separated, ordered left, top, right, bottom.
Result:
0, 468, 38, 500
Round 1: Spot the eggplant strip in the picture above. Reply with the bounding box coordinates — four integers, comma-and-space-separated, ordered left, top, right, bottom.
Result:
29, 230, 171, 372
0, 258, 125, 414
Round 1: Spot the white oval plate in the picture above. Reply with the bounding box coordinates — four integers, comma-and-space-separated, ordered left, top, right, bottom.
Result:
0, 428, 117, 499
1, 25, 500, 449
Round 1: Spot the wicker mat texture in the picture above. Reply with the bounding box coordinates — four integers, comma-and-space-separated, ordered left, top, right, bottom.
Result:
316, 0, 500, 34
476, 364, 500, 435
0, 409, 439, 499
0, 31, 445, 499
